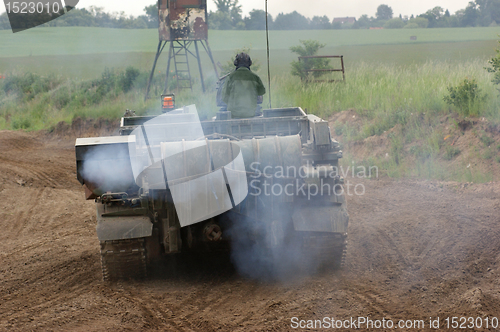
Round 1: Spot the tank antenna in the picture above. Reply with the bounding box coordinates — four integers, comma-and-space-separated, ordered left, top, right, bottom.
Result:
265, 0, 272, 108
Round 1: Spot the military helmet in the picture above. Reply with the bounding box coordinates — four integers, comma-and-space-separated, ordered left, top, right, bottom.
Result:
234, 52, 252, 68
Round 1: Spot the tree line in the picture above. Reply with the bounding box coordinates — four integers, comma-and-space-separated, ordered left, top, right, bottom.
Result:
209, 0, 500, 30
0, 6, 156, 30
1, 0, 499, 30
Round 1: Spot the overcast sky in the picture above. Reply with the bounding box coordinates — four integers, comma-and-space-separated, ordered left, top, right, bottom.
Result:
2, 0, 473, 19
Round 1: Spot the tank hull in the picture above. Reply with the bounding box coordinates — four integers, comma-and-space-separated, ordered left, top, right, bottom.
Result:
75, 106, 349, 280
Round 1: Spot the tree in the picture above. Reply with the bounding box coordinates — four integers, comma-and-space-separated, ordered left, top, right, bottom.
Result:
90, 6, 113, 27
133, 16, 149, 29
273, 11, 309, 30
213, 0, 242, 26
229, 0, 243, 27
290, 40, 331, 80
475, 0, 500, 26
419, 6, 445, 27
447, 15, 460, 27
376, 4, 393, 20
243, 9, 270, 30
213, 0, 232, 13
461, 1, 480, 26
143, 3, 158, 28
352, 14, 371, 29
310, 15, 331, 29
57, 8, 95, 27
208, 11, 232, 29
489, 0, 500, 24
209, 0, 242, 29
332, 21, 342, 29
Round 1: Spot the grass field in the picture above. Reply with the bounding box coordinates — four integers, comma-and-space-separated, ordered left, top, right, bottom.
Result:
2, 27, 500, 57
1, 27, 500, 78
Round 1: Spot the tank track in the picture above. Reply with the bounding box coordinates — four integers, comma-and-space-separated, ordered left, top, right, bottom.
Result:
302, 233, 347, 270
100, 238, 147, 281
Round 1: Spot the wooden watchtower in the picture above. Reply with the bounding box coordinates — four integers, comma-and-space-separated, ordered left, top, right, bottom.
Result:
145, 0, 219, 99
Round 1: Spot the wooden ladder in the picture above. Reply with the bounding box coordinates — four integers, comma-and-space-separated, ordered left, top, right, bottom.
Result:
172, 41, 193, 91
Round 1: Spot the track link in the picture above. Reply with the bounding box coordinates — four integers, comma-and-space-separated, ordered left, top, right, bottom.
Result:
100, 238, 147, 281
302, 233, 347, 270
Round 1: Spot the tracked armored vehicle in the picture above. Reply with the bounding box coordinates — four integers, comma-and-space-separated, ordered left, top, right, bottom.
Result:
75, 95, 349, 281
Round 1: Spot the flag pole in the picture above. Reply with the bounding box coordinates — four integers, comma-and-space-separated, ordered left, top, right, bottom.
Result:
265, 0, 272, 108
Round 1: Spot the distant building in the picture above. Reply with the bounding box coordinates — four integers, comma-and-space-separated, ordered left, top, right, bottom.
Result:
333, 17, 356, 24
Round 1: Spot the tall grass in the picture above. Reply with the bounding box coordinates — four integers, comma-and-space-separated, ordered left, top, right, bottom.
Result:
271, 59, 499, 123
2, 60, 498, 127
0, 68, 219, 131
0, 60, 498, 182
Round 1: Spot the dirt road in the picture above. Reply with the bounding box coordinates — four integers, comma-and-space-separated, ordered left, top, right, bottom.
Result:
0, 130, 499, 331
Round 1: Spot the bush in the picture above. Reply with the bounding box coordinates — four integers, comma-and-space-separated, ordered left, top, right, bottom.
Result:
408, 17, 429, 28
51, 85, 72, 109
11, 115, 31, 129
443, 78, 487, 116
384, 18, 405, 29
486, 40, 500, 85
2, 73, 61, 101
403, 23, 420, 29
120, 66, 140, 93
88, 68, 119, 104
290, 40, 332, 81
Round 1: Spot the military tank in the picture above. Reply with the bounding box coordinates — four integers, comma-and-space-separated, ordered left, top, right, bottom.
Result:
75, 91, 349, 281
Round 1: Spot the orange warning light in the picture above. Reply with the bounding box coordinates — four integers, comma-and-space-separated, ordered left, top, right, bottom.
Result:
161, 94, 175, 110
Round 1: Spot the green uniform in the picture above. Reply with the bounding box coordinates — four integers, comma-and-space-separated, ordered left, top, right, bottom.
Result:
222, 67, 266, 119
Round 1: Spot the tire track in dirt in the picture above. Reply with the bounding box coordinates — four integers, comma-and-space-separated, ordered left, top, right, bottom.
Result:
0, 156, 70, 189
1, 250, 100, 328
0, 130, 39, 150
19, 187, 45, 235
114, 287, 185, 331
0, 187, 91, 243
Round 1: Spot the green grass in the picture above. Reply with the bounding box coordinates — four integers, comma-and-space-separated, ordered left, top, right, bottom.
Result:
271, 59, 500, 121
1, 27, 499, 57
2, 57, 499, 131
2, 59, 498, 132
0, 27, 499, 79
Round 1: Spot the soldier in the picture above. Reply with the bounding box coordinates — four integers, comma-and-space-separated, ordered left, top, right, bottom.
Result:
222, 53, 266, 119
